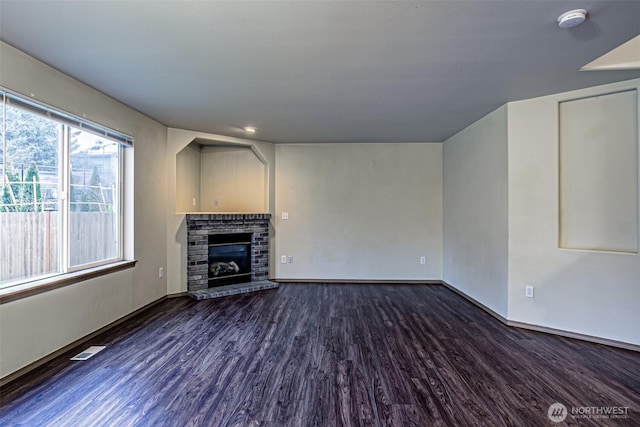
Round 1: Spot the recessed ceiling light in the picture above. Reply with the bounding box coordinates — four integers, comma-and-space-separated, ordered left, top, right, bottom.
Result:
244, 126, 256, 133
557, 9, 587, 28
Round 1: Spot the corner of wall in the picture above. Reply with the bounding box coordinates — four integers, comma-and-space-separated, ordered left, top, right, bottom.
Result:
505, 79, 640, 346
442, 105, 509, 318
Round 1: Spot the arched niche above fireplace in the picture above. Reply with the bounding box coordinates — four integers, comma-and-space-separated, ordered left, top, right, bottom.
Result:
176, 138, 268, 213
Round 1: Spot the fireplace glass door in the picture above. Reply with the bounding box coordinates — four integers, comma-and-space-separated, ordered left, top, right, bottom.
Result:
208, 233, 252, 287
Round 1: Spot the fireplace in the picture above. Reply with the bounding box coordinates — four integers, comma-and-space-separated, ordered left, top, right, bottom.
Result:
186, 213, 275, 298
208, 233, 252, 287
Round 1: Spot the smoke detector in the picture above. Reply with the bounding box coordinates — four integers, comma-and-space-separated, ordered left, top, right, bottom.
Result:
557, 9, 587, 28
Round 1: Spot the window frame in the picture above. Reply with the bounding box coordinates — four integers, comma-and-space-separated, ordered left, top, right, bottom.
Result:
64, 126, 125, 273
0, 88, 134, 295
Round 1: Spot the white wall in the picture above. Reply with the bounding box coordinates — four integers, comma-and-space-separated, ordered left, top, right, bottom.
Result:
275, 143, 442, 281
0, 42, 168, 379
442, 106, 509, 317
442, 80, 639, 345
166, 129, 276, 295
507, 79, 640, 345
200, 146, 266, 212
175, 143, 201, 212
558, 90, 638, 253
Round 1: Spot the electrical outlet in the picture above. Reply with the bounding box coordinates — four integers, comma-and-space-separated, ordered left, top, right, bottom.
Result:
192, 198, 196, 207
525, 286, 534, 298
282, 212, 289, 220
288, 256, 294, 264
214, 199, 219, 207
281, 255, 287, 264
420, 256, 426, 265
159, 267, 164, 278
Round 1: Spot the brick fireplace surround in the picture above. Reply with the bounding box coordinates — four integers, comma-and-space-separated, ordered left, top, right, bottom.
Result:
186, 213, 278, 300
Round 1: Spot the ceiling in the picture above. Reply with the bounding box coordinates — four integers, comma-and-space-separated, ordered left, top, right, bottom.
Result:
1, 1, 639, 143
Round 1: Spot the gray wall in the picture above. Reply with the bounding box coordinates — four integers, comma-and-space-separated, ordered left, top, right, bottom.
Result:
275, 143, 442, 281
443, 106, 509, 317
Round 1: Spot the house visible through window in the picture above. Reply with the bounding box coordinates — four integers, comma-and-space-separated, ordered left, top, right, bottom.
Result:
0, 90, 132, 287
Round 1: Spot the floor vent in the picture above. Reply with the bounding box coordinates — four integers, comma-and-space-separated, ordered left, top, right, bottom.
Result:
70, 346, 106, 361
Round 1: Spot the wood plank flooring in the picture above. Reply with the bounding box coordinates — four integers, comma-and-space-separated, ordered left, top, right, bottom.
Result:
1, 284, 639, 426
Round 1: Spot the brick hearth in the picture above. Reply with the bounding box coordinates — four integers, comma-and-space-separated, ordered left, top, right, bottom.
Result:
186, 213, 275, 298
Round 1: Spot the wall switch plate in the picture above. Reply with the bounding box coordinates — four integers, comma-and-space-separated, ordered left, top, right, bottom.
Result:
159, 267, 164, 278
192, 198, 196, 207
420, 256, 426, 265
282, 212, 289, 220
281, 255, 287, 264
525, 286, 534, 298
288, 256, 294, 264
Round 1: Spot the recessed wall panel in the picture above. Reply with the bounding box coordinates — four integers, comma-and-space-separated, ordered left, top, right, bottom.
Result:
200, 146, 266, 212
559, 90, 638, 253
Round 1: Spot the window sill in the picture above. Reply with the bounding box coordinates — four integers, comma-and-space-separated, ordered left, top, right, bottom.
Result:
0, 260, 137, 304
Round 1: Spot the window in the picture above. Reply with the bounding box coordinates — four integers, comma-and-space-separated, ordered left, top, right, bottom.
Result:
0, 90, 132, 288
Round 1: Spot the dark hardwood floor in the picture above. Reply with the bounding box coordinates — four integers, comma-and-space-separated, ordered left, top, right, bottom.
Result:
1, 284, 639, 426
